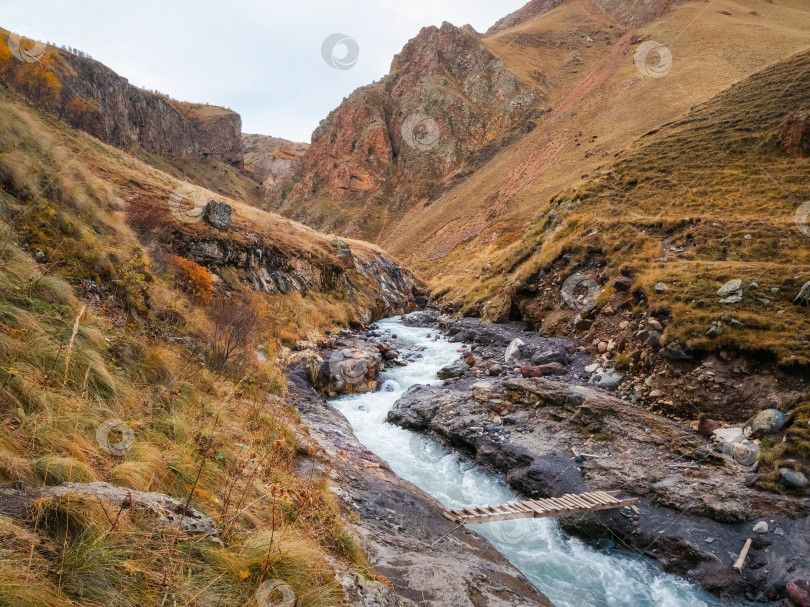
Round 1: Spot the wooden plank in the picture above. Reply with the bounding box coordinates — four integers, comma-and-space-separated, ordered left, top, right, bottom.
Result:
526, 499, 553, 514
734, 538, 752, 572
594, 491, 620, 504
524, 501, 547, 516
566, 495, 593, 509
558, 496, 581, 509
530, 498, 555, 512
544, 497, 567, 510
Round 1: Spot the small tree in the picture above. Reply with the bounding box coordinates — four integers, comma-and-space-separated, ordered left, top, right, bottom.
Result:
14, 62, 61, 109
207, 295, 257, 379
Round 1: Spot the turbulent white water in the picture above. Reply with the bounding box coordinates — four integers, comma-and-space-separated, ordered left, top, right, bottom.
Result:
331, 317, 732, 607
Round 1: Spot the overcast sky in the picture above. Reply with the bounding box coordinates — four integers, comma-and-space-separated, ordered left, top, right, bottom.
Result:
1, 0, 527, 142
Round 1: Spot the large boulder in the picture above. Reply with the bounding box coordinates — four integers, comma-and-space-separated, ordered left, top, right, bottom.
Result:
307, 340, 383, 396
531, 346, 569, 366
717, 279, 743, 304
204, 200, 232, 229
331, 236, 355, 269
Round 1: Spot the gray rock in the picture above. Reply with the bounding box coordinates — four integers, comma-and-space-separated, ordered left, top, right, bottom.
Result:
717, 279, 743, 298
437, 360, 470, 380
705, 321, 724, 338
713, 427, 746, 444
487, 364, 504, 376
596, 370, 624, 390
531, 347, 568, 366
753, 521, 769, 533
779, 468, 808, 489
655, 282, 668, 293
330, 236, 355, 268
750, 409, 786, 435
41, 482, 221, 541
203, 200, 232, 229
795, 281, 810, 306
662, 340, 691, 360
504, 338, 525, 365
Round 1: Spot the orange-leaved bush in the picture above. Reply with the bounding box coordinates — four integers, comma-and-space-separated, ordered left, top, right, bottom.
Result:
170, 255, 213, 302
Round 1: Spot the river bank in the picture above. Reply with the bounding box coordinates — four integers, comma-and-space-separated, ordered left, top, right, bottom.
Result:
382, 312, 809, 605
286, 315, 768, 606
286, 364, 552, 606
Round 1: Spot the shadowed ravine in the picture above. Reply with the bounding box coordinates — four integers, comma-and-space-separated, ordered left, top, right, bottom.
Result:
331, 317, 731, 607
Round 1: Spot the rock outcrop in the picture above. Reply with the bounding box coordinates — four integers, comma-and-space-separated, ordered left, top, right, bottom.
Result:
779, 111, 810, 156
2, 39, 243, 167
274, 21, 539, 237
242, 133, 308, 187
486, 0, 567, 33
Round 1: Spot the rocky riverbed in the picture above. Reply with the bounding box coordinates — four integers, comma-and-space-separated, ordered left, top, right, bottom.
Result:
377, 311, 809, 605
286, 365, 553, 606
297, 310, 809, 606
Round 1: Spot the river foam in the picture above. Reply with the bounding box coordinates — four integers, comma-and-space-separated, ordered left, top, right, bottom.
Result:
331, 316, 732, 607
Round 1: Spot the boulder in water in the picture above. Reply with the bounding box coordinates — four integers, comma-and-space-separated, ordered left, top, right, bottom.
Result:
437, 359, 470, 380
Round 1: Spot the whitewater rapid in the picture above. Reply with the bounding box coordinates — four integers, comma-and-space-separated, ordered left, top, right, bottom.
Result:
331, 316, 732, 607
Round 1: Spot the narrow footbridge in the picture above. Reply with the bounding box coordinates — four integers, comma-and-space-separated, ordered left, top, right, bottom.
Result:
442, 491, 638, 524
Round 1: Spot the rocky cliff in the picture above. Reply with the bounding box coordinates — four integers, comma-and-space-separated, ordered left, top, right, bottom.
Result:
272, 21, 540, 239
243, 133, 308, 187
0, 29, 244, 167
55, 50, 243, 166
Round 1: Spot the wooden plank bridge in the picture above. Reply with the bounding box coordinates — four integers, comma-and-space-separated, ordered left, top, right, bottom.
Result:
442, 490, 638, 525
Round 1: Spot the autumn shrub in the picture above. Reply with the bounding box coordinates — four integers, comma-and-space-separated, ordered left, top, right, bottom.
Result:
170, 254, 213, 302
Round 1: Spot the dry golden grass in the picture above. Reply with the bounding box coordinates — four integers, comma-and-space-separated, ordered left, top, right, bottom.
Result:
376, 0, 810, 287
478, 47, 810, 364
0, 85, 380, 605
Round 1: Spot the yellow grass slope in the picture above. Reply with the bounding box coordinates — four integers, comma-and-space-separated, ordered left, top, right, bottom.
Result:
381, 0, 810, 283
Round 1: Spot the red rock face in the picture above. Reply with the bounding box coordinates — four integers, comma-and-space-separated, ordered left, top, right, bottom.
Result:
276, 21, 539, 231
779, 111, 810, 157
487, 0, 567, 34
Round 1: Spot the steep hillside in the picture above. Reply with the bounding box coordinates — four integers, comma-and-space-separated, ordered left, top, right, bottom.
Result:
0, 73, 419, 605
270, 0, 810, 273
243, 133, 308, 189
449, 47, 810, 433
0, 28, 243, 167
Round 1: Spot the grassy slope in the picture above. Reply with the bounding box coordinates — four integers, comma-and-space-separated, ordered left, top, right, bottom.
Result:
481, 48, 810, 364
376, 0, 810, 279
0, 88, 389, 605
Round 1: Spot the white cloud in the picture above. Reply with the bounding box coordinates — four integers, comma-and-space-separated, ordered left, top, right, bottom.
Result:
1, 0, 527, 141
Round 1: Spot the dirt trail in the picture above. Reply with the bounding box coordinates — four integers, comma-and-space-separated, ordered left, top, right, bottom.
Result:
497, 30, 634, 203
